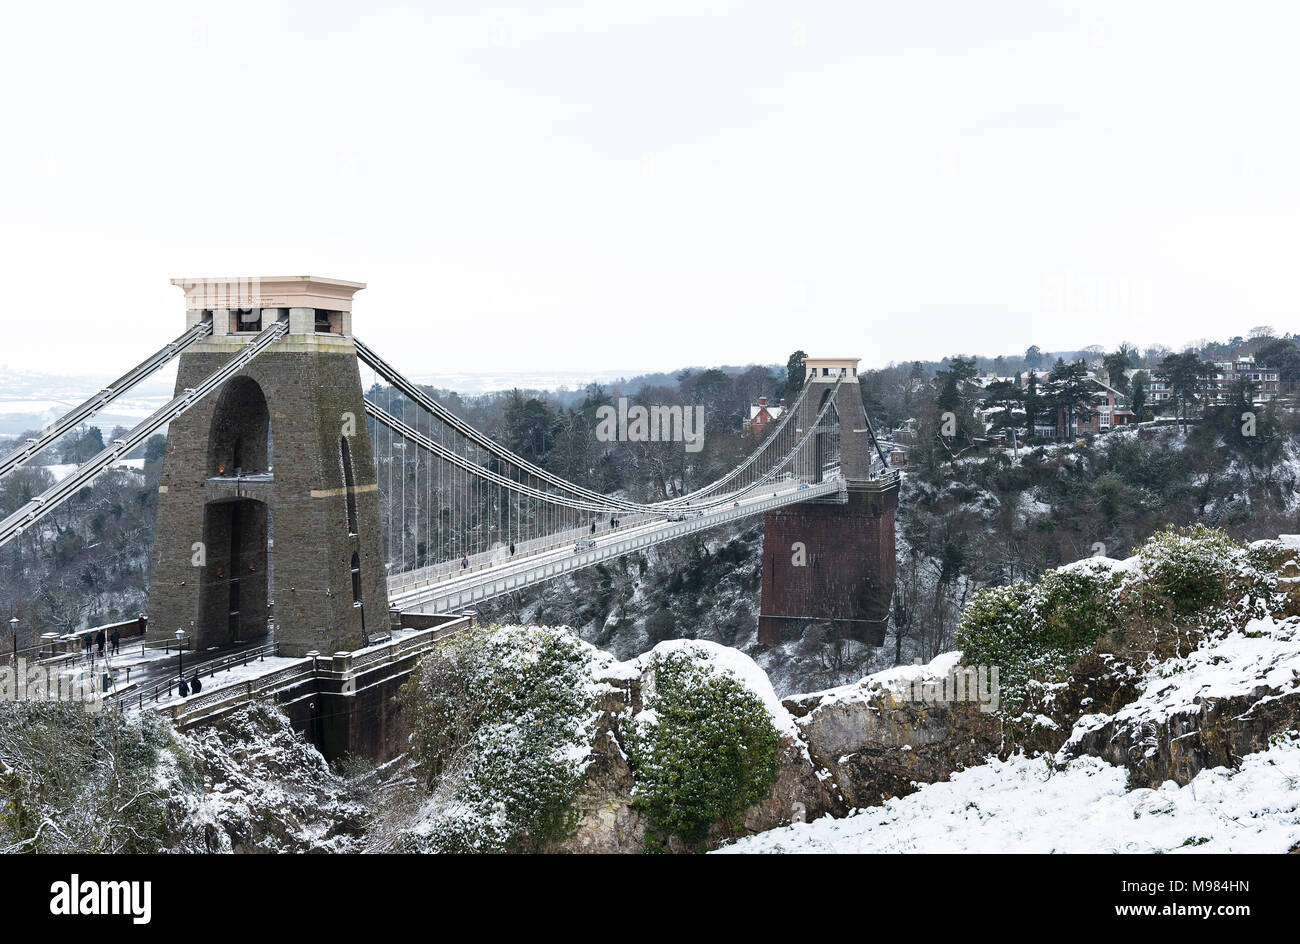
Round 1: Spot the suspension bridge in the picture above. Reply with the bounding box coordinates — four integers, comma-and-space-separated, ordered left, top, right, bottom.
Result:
0, 276, 899, 670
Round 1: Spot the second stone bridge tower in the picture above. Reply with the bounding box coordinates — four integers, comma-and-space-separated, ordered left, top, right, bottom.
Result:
759, 357, 898, 647
147, 276, 387, 657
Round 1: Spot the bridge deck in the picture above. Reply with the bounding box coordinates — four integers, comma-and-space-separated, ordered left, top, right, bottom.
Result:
387, 477, 845, 614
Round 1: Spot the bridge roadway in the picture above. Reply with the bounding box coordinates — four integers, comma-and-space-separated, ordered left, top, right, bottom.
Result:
387, 475, 845, 614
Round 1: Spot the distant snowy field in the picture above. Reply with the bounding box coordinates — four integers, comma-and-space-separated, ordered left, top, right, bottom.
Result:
717, 740, 1300, 854
42, 460, 146, 481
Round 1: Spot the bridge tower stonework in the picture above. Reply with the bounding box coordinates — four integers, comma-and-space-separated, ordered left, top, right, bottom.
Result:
759, 357, 898, 647
147, 276, 388, 657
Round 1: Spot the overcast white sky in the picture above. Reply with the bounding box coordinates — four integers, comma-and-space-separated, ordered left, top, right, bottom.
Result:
1, 1, 1296, 381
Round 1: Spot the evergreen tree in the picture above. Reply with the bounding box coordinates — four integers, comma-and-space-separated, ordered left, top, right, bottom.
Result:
1129, 371, 1148, 421
932, 356, 980, 450
934, 356, 978, 413
1023, 371, 1040, 440
1255, 337, 1300, 396
1043, 359, 1099, 439
781, 350, 807, 401
1102, 350, 1132, 396
1156, 351, 1215, 432
981, 379, 1023, 431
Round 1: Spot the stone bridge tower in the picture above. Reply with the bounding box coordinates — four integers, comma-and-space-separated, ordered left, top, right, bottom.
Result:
147, 276, 387, 657
759, 357, 898, 647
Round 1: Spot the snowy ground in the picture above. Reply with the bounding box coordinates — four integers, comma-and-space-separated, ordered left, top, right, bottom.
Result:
151, 656, 303, 708
722, 587, 1300, 854
716, 738, 1300, 854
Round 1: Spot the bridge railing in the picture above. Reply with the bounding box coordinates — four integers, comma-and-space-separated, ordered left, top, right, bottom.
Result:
389, 480, 846, 613
142, 614, 477, 729
155, 656, 317, 729
109, 642, 279, 709
386, 510, 659, 592
335, 614, 476, 674
843, 470, 902, 492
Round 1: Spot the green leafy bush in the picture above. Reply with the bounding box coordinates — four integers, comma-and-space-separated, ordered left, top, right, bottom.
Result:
956, 562, 1121, 711
1128, 525, 1240, 617
400, 625, 597, 853
625, 651, 780, 852
957, 525, 1256, 713
953, 580, 1035, 693
1034, 565, 1123, 651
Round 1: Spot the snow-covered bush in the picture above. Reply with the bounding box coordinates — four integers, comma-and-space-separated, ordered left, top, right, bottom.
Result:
625, 650, 780, 852
1126, 524, 1241, 618
953, 580, 1036, 702
956, 563, 1121, 710
0, 702, 195, 853
957, 525, 1285, 714
399, 625, 597, 853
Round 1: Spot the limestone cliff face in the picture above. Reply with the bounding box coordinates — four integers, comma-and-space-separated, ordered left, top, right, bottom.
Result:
1065, 688, 1300, 789
785, 684, 1003, 808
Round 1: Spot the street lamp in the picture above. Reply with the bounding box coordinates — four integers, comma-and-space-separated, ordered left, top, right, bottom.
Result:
174, 628, 185, 691
9, 616, 18, 668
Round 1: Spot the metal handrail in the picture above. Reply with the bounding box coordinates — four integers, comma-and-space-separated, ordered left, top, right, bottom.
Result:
109, 641, 278, 708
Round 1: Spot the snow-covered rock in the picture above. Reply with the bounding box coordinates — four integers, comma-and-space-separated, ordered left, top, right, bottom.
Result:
716, 737, 1300, 854
1062, 613, 1300, 786
781, 651, 1002, 807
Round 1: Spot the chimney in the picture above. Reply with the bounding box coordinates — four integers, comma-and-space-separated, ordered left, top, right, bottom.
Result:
758, 396, 767, 407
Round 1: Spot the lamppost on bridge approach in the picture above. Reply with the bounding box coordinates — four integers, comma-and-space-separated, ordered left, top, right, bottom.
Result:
175, 628, 185, 694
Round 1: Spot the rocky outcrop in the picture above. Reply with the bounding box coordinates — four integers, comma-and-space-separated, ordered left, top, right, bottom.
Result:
561, 671, 646, 853
556, 648, 1013, 851
1066, 688, 1300, 788
1055, 542, 1300, 787
170, 701, 370, 853
784, 657, 1004, 807
562, 537, 1300, 849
